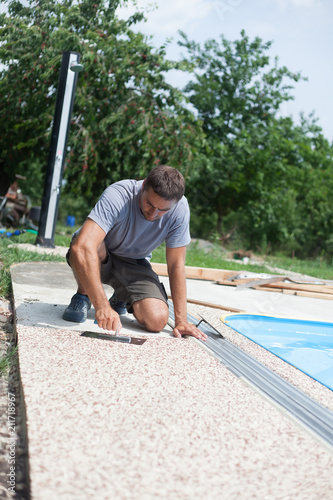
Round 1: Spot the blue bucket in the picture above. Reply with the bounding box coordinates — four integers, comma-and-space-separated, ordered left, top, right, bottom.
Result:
66, 215, 75, 227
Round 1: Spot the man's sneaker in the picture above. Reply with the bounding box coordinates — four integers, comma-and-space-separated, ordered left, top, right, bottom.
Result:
109, 292, 127, 315
63, 293, 91, 323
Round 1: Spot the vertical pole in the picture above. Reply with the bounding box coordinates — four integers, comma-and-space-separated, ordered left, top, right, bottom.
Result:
36, 51, 81, 248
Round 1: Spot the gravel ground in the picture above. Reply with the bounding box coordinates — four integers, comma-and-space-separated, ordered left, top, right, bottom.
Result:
0, 250, 333, 500
1, 249, 333, 499
16, 320, 333, 500
186, 303, 333, 413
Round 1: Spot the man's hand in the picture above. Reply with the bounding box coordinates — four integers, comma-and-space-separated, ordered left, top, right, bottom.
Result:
95, 306, 122, 332
173, 321, 208, 341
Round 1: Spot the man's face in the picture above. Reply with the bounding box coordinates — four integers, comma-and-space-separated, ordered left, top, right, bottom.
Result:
139, 186, 177, 222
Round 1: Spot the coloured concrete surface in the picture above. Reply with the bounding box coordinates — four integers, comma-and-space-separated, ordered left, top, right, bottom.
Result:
10, 260, 333, 500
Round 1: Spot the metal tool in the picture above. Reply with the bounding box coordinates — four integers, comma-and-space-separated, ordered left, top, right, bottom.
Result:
81, 331, 146, 345
90, 319, 146, 344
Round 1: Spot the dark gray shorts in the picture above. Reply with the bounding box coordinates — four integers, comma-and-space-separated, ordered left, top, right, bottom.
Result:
66, 248, 168, 311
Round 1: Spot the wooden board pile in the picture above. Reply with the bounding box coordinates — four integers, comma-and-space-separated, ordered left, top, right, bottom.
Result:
151, 263, 333, 301
216, 275, 333, 300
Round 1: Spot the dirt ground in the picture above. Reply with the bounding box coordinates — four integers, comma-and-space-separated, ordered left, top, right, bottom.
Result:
0, 321, 30, 500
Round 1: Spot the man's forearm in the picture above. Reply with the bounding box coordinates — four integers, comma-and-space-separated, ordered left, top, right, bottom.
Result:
168, 266, 188, 325
166, 247, 207, 341
70, 243, 109, 310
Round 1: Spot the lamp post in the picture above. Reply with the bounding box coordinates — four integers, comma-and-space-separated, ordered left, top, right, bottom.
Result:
36, 51, 83, 248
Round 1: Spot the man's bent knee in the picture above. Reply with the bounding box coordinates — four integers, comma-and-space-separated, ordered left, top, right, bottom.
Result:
145, 313, 168, 333
133, 299, 169, 333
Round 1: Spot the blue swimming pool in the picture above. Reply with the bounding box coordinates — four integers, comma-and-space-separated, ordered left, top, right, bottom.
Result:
223, 314, 333, 391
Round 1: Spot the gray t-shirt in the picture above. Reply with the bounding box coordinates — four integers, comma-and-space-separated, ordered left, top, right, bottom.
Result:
88, 179, 191, 260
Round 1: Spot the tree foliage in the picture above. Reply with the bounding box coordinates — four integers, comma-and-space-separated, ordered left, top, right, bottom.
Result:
236, 115, 333, 255
179, 30, 304, 230
1, 3, 332, 258
179, 30, 333, 258
0, 0, 203, 204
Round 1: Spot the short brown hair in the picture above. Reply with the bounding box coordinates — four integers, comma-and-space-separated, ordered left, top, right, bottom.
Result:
144, 165, 185, 202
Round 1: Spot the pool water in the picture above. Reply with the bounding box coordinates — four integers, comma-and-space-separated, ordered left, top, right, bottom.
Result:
223, 314, 333, 391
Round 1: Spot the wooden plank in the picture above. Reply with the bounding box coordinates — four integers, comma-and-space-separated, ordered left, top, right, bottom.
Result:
150, 262, 168, 276
264, 281, 333, 294
151, 263, 239, 281
216, 279, 248, 287
281, 289, 333, 300
217, 278, 333, 296
186, 298, 244, 313
253, 286, 283, 293
253, 287, 333, 300
287, 278, 326, 285
153, 262, 333, 300
237, 276, 287, 290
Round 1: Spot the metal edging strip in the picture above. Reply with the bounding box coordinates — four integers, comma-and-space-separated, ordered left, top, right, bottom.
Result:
168, 301, 333, 448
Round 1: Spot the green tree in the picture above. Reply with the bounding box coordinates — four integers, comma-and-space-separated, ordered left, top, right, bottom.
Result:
179, 30, 304, 238
0, 0, 203, 205
233, 114, 333, 258
289, 116, 333, 258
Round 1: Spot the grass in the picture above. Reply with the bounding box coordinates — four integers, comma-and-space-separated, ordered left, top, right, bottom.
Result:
0, 228, 70, 297
151, 242, 333, 280
151, 243, 272, 274
265, 254, 333, 280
